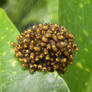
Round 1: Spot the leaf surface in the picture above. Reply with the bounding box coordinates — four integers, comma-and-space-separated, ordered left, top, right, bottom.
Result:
59, 0, 92, 92
0, 8, 70, 92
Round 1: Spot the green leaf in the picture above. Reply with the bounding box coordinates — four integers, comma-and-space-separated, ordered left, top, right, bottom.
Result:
59, 0, 92, 92
0, 8, 70, 92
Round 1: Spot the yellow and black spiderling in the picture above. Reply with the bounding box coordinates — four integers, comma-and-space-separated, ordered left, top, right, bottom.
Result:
11, 23, 78, 73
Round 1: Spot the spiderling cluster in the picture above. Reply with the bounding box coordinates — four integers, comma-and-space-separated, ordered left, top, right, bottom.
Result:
11, 24, 78, 73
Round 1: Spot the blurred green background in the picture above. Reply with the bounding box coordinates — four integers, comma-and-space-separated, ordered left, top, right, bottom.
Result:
0, 0, 92, 92
0, 0, 59, 32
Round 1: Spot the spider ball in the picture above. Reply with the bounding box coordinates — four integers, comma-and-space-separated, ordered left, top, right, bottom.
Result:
11, 24, 78, 73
